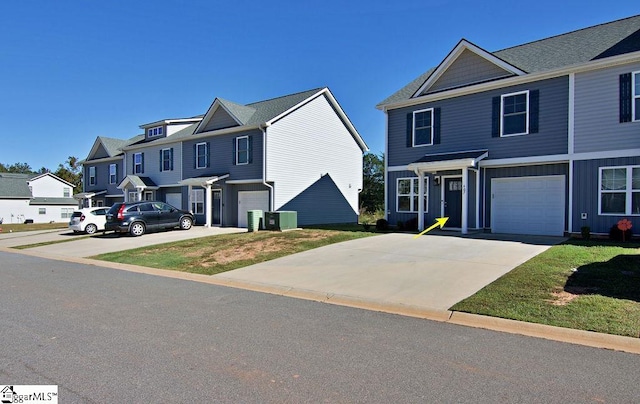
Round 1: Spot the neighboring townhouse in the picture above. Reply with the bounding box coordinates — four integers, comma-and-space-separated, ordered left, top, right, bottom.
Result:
77, 134, 145, 208
0, 172, 77, 223
81, 87, 367, 228
377, 15, 640, 236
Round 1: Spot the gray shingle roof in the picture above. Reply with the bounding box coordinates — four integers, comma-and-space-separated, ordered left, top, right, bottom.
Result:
0, 173, 31, 198
217, 98, 257, 124
378, 15, 640, 107
243, 88, 324, 125
29, 197, 77, 206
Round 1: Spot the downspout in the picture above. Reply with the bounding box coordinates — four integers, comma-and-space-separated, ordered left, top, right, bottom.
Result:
261, 125, 274, 211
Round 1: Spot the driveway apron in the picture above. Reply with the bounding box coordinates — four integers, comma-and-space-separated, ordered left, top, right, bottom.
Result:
215, 233, 561, 310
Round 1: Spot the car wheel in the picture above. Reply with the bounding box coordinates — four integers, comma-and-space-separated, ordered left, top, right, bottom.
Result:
85, 223, 98, 235
129, 222, 146, 237
180, 216, 193, 230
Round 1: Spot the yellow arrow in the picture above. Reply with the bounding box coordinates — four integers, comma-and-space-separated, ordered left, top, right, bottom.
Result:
413, 217, 449, 239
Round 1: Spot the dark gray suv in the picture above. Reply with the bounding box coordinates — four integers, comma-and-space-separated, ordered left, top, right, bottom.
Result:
105, 201, 194, 236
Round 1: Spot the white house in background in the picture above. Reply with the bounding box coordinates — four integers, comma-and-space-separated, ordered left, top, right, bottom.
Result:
0, 172, 77, 224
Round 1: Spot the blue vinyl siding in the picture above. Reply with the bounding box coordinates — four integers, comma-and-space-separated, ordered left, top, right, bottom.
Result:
482, 163, 568, 230
574, 62, 640, 153
572, 157, 640, 234
387, 76, 569, 167
84, 161, 123, 196
182, 129, 263, 180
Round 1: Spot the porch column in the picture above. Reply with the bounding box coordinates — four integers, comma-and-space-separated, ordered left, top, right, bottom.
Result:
205, 183, 212, 227
417, 171, 425, 231
187, 185, 193, 213
462, 167, 468, 234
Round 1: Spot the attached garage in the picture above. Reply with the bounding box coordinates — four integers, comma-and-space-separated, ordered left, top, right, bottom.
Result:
238, 190, 269, 228
491, 175, 565, 236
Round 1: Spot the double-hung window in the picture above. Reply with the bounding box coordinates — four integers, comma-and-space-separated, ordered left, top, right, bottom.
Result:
190, 188, 204, 214
63, 188, 70, 198
397, 177, 429, 212
89, 166, 96, 186
599, 166, 640, 215
413, 109, 433, 146
236, 136, 249, 165
501, 90, 529, 136
134, 153, 144, 174
195, 142, 208, 169
61, 208, 74, 219
109, 164, 117, 184
161, 148, 173, 172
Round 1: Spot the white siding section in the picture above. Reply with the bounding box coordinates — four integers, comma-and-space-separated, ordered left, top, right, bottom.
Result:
167, 123, 193, 136
29, 175, 71, 198
0, 199, 31, 224
266, 94, 363, 213
125, 143, 183, 186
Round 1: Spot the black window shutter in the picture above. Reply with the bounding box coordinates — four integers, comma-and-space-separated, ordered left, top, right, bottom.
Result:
406, 113, 413, 147
193, 144, 197, 169
529, 90, 539, 133
159, 150, 163, 172
248, 136, 253, 164
206, 142, 211, 168
232, 138, 237, 165
141, 153, 144, 174
433, 108, 441, 144
132, 154, 135, 174
620, 73, 632, 123
491, 96, 501, 137
170, 148, 174, 171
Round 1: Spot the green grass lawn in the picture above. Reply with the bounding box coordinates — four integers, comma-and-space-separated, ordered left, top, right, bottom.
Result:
451, 239, 640, 338
0, 222, 67, 233
93, 228, 379, 275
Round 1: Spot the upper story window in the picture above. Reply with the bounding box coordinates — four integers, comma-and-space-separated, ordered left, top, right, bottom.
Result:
109, 164, 117, 184
236, 136, 250, 165
147, 126, 163, 138
160, 148, 173, 172
599, 166, 640, 215
397, 177, 428, 213
63, 188, 70, 198
413, 109, 433, 146
195, 142, 209, 169
501, 90, 529, 136
89, 166, 96, 186
134, 153, 144, 174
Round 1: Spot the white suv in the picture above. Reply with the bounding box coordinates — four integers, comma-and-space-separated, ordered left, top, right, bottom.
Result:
68, 207, 108, 234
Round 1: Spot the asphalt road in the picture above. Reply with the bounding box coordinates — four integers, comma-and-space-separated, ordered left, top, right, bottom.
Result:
1, 251, 638, 403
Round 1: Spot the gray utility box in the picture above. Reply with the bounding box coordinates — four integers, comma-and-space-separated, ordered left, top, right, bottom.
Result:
247, 210, 263, 232
264, 211, 297, 231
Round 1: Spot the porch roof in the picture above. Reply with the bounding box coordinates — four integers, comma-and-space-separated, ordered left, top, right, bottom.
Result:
179, 173, 229, 187
118, 175, 158, 190
73, 190, 107, 199
408, 149, 488, 173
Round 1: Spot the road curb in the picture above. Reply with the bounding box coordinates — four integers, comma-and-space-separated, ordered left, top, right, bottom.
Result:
3, 246, 639, 355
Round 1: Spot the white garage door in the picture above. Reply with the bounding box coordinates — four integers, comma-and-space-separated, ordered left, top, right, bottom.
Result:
491, 176, 565, 236
238, 191, 269, 228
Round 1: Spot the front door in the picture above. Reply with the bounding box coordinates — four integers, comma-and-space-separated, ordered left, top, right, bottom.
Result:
444, 177, 462, 228
212, 189, 222, 226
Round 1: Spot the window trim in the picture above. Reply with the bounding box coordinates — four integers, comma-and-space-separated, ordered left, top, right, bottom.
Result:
147, 126, 164, 138
500, 90, 530, 137
396, 177, 429, 213
412, 108, 434, 147
63, 187, 70, 198
236, 136, 249, 165
89, 166, 96, 186
598, 165, 640, 216
38, 208, 46, 215
161, 148, 172, 172
195, 142, 208, 169
633, 71, 640, 122
109, 164, 117, 184
134, 152, 143, 174
190, 188, 204, 214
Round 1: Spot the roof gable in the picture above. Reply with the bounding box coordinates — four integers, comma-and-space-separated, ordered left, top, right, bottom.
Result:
413, 40, 525, 97
0, 173, 31, 198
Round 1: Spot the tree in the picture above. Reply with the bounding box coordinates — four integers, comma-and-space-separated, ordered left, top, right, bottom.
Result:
4, 162, 33, 174
54, 156, 83, 194
360, 152, 384, 213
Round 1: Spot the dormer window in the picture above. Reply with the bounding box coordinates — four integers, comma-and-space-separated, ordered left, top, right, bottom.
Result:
147, 126, 164, 138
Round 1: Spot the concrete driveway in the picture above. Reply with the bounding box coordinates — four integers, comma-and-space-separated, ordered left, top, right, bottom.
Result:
0, 226, 245, 257
215, 232, 563, 311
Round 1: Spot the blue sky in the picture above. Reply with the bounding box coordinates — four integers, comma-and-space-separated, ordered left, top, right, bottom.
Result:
1, 1, 639, 170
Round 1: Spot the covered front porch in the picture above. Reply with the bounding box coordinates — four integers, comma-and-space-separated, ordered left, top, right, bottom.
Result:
118, 175, 159, 202
179, 174, 229, 228
407, 150, 487, 234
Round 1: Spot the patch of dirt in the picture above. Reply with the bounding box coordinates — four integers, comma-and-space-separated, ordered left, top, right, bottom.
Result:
548, 286, 599, 306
